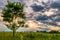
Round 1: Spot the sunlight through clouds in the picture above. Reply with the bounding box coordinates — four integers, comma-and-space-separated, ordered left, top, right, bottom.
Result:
0, 0, 60, 31
25, 20, 38, 29
44, 8, 58, 16
49, 25, 60, 31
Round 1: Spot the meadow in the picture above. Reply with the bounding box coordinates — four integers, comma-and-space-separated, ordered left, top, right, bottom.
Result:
0, 32, 60, 40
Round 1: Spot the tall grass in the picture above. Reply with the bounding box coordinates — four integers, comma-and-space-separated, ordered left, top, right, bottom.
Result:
0, 32, 60, 40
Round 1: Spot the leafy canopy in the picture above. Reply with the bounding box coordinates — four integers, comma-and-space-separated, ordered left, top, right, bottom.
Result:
2, 2, 26, 30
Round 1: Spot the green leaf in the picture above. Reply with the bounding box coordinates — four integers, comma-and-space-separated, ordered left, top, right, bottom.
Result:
18, 21, 25, 27
6, 2, 14, 8
2, 1, 26, 31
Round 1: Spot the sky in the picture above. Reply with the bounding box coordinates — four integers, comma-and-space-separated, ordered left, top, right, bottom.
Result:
0, 0, 60, 32
23, 0, 60, 31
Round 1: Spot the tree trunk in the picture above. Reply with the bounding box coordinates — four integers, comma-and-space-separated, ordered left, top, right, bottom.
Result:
13, 26, 15, 37
13, 29, 15, 37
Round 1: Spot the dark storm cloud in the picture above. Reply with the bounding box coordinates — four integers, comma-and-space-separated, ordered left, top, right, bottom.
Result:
41, 21, 58, 26
48, 12, 60, 22
35, 13, 60, 26
51, 2, 60, 9
36, 15, 48, 21
31, 4, 44, 12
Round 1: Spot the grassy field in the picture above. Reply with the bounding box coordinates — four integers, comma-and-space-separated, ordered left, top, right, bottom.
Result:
0, 32, 60, 40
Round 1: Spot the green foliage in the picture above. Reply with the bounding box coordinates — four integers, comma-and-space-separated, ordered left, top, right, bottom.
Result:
6, 23, 18, 30
18, 21, 25, 27
2, 2, 25, 22
49, 30, 60, 33
2, 1, 26, 37
0, 32, 60, 40
2, 1, 26, 30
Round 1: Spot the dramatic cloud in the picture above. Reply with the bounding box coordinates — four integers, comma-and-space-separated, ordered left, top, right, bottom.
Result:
23, 0, 60, 31
51, 2, 60, 9
36, 15, 48, 21
49, 26, 60, 31
44, 8, 58, 16
31, 4, 44, 12
0, 0, 60, 31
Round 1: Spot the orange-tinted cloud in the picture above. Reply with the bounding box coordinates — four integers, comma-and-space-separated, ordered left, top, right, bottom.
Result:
49, 25, 60, 31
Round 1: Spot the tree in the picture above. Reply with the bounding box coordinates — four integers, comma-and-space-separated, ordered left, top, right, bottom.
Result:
2, 1, 26, 37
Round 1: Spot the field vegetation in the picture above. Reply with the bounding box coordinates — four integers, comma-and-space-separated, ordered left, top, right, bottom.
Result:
0, 32, 60, 40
